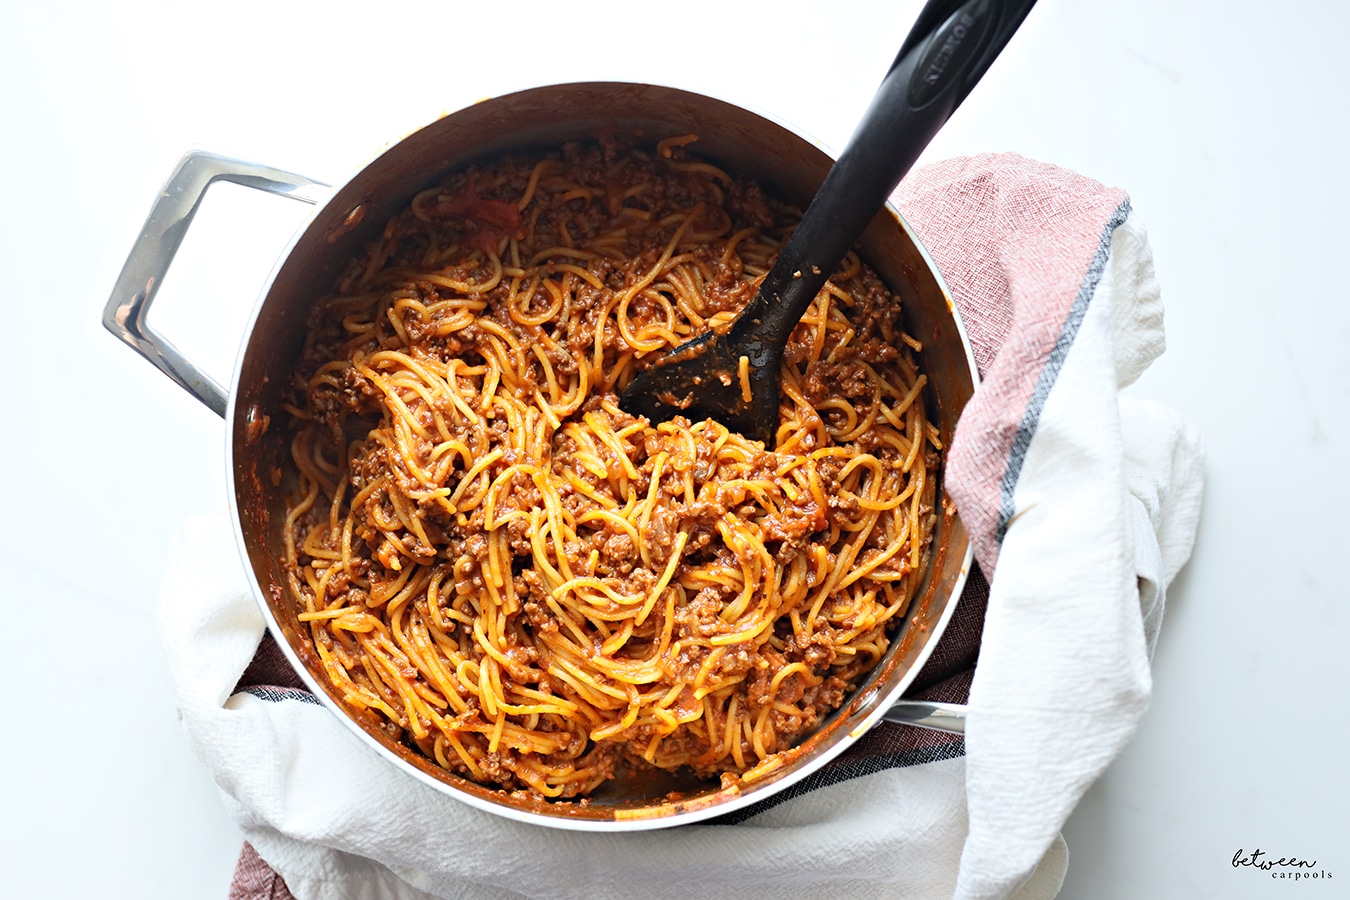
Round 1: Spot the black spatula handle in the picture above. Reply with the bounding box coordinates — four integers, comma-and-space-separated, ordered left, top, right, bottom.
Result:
732, 0, 1039, 362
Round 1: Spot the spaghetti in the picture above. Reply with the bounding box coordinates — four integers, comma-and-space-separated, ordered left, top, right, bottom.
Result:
281, 137, 942, 798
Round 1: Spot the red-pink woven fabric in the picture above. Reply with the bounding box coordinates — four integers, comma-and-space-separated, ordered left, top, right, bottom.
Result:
894, 153, 1128, 574
230, 842, 296, 900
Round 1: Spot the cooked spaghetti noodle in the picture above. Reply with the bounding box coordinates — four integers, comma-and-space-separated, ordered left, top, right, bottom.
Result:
281, 137, 942, 798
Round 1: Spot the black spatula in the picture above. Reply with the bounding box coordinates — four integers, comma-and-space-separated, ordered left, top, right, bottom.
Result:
618, 0, 1037, 446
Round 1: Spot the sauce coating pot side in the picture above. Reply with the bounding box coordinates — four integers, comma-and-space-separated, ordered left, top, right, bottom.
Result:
106, 83, 978, 830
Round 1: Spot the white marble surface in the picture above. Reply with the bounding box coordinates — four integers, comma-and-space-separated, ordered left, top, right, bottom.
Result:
1, 0, 1346, 896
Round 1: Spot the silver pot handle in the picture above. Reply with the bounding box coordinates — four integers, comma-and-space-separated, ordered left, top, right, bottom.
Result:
102, 151, 329, 417
882, 699, 967, 734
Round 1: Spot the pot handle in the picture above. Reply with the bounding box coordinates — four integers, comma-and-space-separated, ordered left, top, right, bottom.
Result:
882, 699, 967, 734
102, 151, 329, 417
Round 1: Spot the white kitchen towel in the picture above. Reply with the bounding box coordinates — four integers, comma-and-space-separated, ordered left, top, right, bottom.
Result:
160, 153, 1203, 900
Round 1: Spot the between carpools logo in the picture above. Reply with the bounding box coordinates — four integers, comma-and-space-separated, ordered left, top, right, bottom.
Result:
1233, 848, 1333, 882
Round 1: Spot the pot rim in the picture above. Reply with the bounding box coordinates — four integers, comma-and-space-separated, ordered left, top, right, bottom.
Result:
222, 80, 978, 830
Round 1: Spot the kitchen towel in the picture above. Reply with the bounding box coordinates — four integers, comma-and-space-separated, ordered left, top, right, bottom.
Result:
161, 152, 1204, 900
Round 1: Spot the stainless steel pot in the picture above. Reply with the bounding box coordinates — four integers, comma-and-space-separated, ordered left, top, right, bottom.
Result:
104, 82, 978, 830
